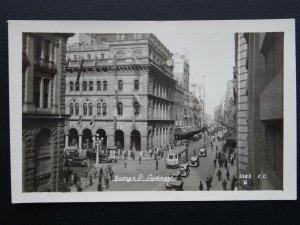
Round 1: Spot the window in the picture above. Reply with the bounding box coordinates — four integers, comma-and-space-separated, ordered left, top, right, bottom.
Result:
70, 82, 74, 91
97, 81, 101, 91
101, 54, 105, 59
102, 103, 107, 116
75, 103, 79, 115
89, 81, 93, 91
34, 77, 41, 108
87, 54, 91, 60
103, 81, 107, 91
70, 103, 74, 115
74, 55, 78, 61
75, 81, 80, 91
117, 102, 123, 115
134, 79, 139, 90
83, 103, 87, 116
83, 81, 87, 91
118, 80, 123, 91
97, 103, 101, 115
88, 103, 93, 115
134, 102, 140, 115
34, 36, 42, 60
43, 79, 50, 108
44, 40, 50, 61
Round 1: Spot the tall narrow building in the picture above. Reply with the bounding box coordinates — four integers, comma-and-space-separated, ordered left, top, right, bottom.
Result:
22, 32, 73, 192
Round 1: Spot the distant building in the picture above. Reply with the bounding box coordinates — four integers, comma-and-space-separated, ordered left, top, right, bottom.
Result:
234, 32, 283, 190
65, 33, 176, 153
22, 32, 73, 192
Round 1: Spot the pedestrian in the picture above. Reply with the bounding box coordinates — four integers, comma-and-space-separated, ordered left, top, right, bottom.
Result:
124, 159, 127, 168
97, 180, 103, 191
93, 168, 98, 179
205, 178, 210, 191
231, 175, 237, 190
224, 158, 228, 169
217, 169, 222, 181
209, 175, 213, 188
222, 179, 227, 190
216, 145, 218, 151
139, 155, 141, 164
104, 174, 109, 189
73, 173, 79, 185
89, 174, 93, 186
226, 169, 230, 180
199, 180, 204, 191
156, 159, 158, 170
109, 169, 114, 180
213, 159, 217, 168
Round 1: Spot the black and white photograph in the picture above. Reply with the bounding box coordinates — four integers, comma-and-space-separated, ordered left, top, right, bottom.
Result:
9, 20, 296, 202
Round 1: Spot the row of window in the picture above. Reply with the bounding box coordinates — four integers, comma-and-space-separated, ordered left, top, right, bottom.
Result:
69, 80, 140, 92
69, 102, 140, 116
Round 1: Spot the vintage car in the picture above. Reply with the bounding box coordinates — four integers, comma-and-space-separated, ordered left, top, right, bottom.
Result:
199, 148, 207, 157
178, 163, 190, 177
66, 157, 88, 167
188, 156, 199, 167
165, 179, 184, 191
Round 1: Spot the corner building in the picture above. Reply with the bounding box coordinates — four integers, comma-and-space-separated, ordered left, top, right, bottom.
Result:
65, 33, 176, 153
22, 32, 73, 192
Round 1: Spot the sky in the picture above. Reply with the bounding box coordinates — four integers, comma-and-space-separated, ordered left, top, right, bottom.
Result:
156, 33, 235, 116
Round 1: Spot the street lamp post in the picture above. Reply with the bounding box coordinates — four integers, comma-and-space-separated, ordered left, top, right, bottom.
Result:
96, 134, 99, 165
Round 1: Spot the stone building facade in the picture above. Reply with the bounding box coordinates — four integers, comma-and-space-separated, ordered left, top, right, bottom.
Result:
235, 32, 283, 190
22, 32, 73, 192
65, 33, 176, 153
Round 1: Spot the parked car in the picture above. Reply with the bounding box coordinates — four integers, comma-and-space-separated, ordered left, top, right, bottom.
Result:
178, 163, 190, 177
188, 156, 199, 167
67, 157, 88, 167
199, 148, 207, 157
165, 179, 184, 191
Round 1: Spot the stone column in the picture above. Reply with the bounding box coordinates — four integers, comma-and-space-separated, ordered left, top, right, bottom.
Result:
39, 78, 44, 108
92, 134, 96, 148
107, 134, 114, 147
65, 134, 69, 148
78, 134, 82, 149
40, 39, 46, 64
23, 34, 35, 113
124, 135, 131, 151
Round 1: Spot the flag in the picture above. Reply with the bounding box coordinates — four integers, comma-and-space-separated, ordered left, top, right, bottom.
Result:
90, 115, 96, 126
113, 116, 117, 130
115, 89, 119, 104
78, 115, 82, 125
76, 57, 85, 82
64, 119, 70, 134
65, 57, 70, 72
94, 55, 98, 70
131, 116, 136, 130
112, 54, 117, 70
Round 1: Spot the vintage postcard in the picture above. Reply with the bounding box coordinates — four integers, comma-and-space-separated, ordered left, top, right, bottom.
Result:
9, 20, 296, 202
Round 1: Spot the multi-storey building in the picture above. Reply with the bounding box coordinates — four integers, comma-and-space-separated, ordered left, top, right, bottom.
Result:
64, 33, 176, 153
234, 32, 283, 190
22, 32, 73, 192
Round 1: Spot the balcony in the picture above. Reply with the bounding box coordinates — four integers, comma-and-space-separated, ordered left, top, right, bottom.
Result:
34, 58, 57, 75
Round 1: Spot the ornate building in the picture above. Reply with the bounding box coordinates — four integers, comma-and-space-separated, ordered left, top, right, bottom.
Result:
65, 33, 176, 153
22, 32, 73, 192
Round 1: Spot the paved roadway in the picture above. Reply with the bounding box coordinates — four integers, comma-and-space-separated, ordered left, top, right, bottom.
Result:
70, 136, 235, 192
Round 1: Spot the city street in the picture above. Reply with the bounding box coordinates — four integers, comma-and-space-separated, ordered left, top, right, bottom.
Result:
70, 136, 237, 192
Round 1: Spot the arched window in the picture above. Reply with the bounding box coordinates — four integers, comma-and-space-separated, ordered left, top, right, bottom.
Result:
97, 81, 101, 91
82, 81, 87, 91
88, 103, 93, 115
118, 80, 123, 91
117, 102, 123, 115
75, 81, 80, 91
134, 79, 139, 90
134, 102, 140, 115
70, 82, 74, 91
83, 103, 87, 116
103, 81, 107, 91
89, 81, 93, 91
75, 103, 79, 115
97, 103, 101, 116
102, 103, 107, 116
70, 103, 74, 115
